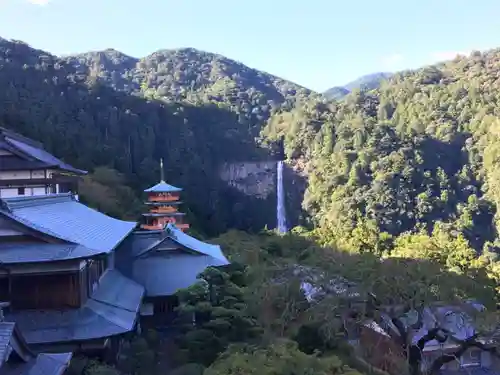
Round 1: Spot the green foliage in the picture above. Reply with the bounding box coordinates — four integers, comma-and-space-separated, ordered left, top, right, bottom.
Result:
175, 263, 262, 366
263, 49, 500, 250
204, 339, 361, 375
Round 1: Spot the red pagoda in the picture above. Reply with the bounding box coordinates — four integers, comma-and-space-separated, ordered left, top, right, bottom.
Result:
140, 159, 189, 232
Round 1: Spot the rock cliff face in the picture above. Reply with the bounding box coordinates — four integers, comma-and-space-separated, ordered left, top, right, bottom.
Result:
219, 160, 308, 229
219, 161, 277, 199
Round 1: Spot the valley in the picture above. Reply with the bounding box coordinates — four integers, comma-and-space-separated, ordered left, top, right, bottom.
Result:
1, 35, 500, 375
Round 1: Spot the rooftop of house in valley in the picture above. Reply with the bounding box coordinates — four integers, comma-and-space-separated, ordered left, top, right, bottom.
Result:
0, 127, 87, 175
0, 191, 229, 349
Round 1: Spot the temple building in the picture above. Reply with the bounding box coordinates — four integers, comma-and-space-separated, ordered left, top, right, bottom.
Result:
0, 193, 144, 354
0, 130, 229, 355
140, 159, 189, 232
0, 127, 86, 198
118, 223, 229, 326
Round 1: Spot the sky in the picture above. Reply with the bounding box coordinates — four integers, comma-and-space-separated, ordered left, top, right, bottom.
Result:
0, 0, 498, 92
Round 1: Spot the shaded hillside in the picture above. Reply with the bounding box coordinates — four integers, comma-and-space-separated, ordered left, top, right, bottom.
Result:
324, 72, 393, 100
264, 49, 500, 251
63, 47, 313, 139
0, 38, 313, 235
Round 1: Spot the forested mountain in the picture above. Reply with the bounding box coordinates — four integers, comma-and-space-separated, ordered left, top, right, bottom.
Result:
323, 72, 393, 100
63, 47, 312, 139
0, 38, 314, 235
264, 49, 500, 252
4, 35, 500, 375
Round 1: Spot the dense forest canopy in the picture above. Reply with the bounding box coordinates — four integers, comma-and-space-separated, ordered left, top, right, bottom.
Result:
263, 48, 500, 252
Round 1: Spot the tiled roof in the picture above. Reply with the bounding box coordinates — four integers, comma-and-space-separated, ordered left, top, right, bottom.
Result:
4, 137, 87, 175
166, 224, 228, 262
0, 322, 15, 363
0, 193, 137, 253
411, 304, 481, 347
7, 270, 144, 345
0, 320, 72, 375
3, 353, 73, 375
118, 226, 230, 297
144, 181, 182, 193
133, 254, 229, 296
0, 243, 106, 264
0, 155, 49, 171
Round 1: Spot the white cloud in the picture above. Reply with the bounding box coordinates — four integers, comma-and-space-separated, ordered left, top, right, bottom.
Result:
430, 50, 470, 62
381, 53, 404, 70
25, 0, 50, 5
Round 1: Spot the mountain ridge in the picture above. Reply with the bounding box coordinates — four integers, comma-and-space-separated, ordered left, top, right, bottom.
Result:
323, 72, 394, 100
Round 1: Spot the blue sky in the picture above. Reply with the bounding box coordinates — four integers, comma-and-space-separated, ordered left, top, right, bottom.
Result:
0, 0, 498, 91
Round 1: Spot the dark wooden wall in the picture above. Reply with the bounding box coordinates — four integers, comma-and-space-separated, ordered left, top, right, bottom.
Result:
0, 256, 108, 310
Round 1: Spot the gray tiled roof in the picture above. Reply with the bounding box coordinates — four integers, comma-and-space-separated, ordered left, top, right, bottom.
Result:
7, 270, 144, 344
0, 319, 72, 375
133, 254, 229, 296
5, 136, 87, 175
0, 155, 49, 171
166, 224, 228, 262
411, 303, 482, 347
0, 243, 105, 264
0, 193, 137, 253
144, 181, 182, 193
0, 322, 15, 363
3, 353, 73, 375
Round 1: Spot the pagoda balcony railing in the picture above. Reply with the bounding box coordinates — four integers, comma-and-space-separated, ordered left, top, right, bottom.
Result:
149, 196, 179, 202
141, 224, 163, 230
140, 223, 190, 231
150, 207, 177, 214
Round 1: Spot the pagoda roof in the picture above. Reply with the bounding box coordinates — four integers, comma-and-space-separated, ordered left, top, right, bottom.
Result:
6, 270, 144, 345
0, 127, 87, 175
0, 193, 137, 253
141, 212, 185, 217
144, 180, 182, 193
144, 201, 183, 205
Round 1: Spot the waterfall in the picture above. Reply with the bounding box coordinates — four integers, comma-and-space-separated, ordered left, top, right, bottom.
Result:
276, 160, 288, 233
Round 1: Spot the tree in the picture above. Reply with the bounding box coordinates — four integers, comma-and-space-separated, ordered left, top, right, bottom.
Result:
174, 263, 262, 366
303, 247, 500, 375
204, 339, 361, 375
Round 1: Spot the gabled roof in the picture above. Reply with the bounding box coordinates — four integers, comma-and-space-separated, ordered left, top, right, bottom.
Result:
0, 193, 137, 253
119, 225, 230, 297
165, 223, 228, 263
0, 127, 87, 175
133, 254, 228, 296
7, 270, 144, 345
144, 180, 182, 193
0, 243, 107, 264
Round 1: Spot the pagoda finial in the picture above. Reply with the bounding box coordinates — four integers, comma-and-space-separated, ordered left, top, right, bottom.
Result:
160, 158, 165, 182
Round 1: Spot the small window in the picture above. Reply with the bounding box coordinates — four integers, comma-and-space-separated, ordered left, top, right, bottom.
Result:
17, 187, 25, 196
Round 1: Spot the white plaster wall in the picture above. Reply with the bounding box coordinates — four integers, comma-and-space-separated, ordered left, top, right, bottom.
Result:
0, 171, 31, 180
